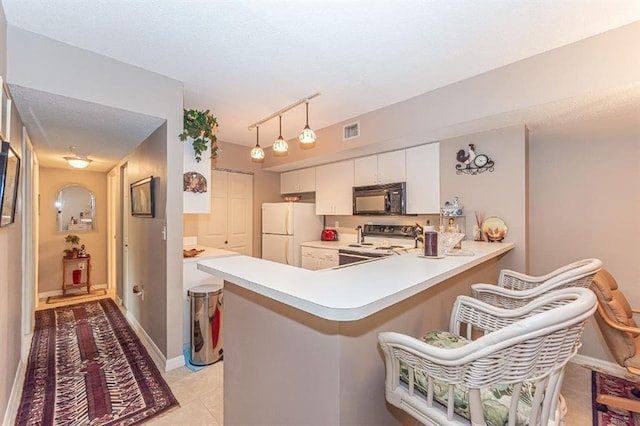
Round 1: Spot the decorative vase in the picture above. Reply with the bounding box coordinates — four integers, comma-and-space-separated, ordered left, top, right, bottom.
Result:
72, 269, 82, 285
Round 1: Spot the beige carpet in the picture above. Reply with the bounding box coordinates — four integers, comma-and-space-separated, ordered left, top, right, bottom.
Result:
46, 288, 107, 304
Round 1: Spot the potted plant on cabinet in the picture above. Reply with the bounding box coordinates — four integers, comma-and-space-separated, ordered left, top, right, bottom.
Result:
179, 109, 219, 162
63, 234, 80, 259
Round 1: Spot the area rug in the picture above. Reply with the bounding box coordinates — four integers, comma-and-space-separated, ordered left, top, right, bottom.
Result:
16, 298, 179, 425
592, 370, 640, 425
46, 288, 107, 304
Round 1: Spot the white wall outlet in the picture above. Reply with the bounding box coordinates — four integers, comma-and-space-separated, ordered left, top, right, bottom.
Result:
78, 262, 85, 270
334, 221, 339, 228
162, 226, 167, 241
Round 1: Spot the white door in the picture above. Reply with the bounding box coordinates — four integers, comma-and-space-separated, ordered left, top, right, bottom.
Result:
227, 172, 253, 255
262, 203, 292, 235
197, 170, 253, 255
198, 170, 228, 248
262, 233, 293, 265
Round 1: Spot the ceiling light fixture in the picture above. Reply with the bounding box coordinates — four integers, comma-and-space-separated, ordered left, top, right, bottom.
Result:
272, 115, 288, 156
247, 92, 320, 162
298, 101, 316, 149
64, 146, 92, 169
250, 125, 265, 163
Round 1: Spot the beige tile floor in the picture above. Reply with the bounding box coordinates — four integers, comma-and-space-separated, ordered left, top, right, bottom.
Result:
147, 356, 594, 426
36, 293, 595, 426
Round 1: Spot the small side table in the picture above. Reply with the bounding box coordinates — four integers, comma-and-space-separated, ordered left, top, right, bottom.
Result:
62, 255, 91, 295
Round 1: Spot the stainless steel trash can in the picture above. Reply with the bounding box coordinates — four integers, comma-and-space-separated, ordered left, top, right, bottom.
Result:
188, 284, 223, 365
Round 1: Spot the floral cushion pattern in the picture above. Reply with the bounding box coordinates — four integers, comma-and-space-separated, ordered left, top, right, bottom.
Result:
399, 330, 534, 426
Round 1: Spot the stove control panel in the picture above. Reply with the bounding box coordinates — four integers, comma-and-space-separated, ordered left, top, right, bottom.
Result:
363, 224, 417, 238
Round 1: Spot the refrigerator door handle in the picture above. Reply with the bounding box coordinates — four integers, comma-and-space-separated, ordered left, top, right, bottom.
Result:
284, 238, 289, 264
285, 206, 290, 235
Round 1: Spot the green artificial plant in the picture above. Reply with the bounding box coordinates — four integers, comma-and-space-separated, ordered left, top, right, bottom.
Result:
179, 109, 219, 162
64, 234, 81, 258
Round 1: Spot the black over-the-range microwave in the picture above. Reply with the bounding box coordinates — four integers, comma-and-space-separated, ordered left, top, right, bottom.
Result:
352, 182, 406, 215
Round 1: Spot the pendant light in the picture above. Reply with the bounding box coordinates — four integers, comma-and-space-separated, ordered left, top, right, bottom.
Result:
298, 101, 316, 149
250, 125, 265, 163
272, 115, 288, 156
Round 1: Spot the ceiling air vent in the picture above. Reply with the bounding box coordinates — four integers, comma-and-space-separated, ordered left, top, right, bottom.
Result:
343, 121, 360, 141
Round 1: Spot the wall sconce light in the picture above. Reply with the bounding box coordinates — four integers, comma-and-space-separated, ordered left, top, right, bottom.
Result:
298, 101, 316, 149
64, 146, 92, 169
250, 125, 265, 163
272, 115, 288, 156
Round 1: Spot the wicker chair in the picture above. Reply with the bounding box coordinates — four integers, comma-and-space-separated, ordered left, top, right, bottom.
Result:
471, 258, 602, 309
590, 269, 640, 413
378, 288, 597, 426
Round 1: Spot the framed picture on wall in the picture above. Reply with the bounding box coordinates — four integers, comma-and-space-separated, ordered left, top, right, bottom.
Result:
130, 176, 155, 218
0, 140, 21, 227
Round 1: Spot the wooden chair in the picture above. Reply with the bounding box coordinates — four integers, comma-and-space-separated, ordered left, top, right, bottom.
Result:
378, 288, 597, 426
590, 269, 640, 413
471, 258, 602, 309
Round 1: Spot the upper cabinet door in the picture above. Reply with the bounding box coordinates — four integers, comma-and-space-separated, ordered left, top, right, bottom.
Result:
354, 155, 378, 186
406, 143, 440, 214
281, 167, 316, 194
316, 160, 354, 215
377, 150, 406, 184
354, 150, 406, 186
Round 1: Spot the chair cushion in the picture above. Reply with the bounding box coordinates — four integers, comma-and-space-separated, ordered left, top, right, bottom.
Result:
400, 330, 532, 426
591, 270, 640, 367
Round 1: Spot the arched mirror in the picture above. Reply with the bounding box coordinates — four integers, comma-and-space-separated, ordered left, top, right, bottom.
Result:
56, 184, 95, 232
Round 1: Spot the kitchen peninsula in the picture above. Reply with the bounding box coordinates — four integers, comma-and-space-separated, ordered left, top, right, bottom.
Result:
198, 241, 514, 425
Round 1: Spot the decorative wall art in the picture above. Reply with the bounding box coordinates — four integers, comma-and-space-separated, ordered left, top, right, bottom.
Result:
0, 140, 20, 227
455, 143, 495, 175
130, 176, 155, 218
183, 171, 207, 193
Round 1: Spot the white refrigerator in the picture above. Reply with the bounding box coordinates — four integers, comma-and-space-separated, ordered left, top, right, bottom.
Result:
261, 202, 323, 267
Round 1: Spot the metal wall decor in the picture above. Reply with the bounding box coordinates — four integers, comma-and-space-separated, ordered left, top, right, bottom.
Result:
455, 143, 494, 175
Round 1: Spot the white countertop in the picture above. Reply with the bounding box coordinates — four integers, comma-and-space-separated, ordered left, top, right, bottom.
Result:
300, 240, 344, 249
183, 245, 239, 263
197, 241, 514, 321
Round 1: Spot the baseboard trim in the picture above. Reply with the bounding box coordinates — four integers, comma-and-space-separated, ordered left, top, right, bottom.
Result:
571, 354, 637, 382
38, 283, 108, 299
3, 359, 25, 426
123, 309, 169, 371
166, 355, 186, 371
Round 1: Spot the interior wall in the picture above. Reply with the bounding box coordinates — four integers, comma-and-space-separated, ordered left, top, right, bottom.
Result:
121, 124, 169, 354
529, 112, 640, 361
37, 168, 107, 294
0, 12, 22, 413
439, 126, 528, 272
183, 140, 281, 257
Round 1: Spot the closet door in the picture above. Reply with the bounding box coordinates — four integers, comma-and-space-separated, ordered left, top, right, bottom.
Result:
197, 170, 253, 255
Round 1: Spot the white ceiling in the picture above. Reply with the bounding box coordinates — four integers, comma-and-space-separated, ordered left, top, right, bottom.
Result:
1, 0, 639, 170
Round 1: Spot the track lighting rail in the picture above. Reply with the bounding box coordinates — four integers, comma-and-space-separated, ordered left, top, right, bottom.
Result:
248, 93, 320, 131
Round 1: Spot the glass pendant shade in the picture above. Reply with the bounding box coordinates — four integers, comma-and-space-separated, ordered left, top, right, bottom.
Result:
272, 115, 288, 156
250, 145, 265, 162
299, 102, 316, 148
299, 125, 316, 148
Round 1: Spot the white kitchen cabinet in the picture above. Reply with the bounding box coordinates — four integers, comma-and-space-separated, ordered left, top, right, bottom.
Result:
354, 150, 406, 186
406, 142, 440, 214
301, 246, 339, 270
281, 167, 316, 194
315, 160, 354, 215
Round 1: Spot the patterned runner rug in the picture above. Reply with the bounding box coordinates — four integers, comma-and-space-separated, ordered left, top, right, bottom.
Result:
592, 370, 640, 426
16, 298, 179, 425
